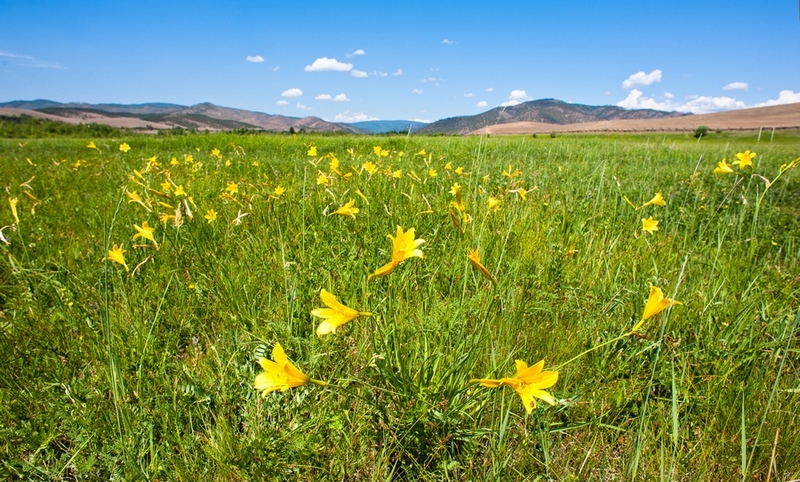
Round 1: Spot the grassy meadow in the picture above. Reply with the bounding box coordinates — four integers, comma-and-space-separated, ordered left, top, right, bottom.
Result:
1, 131, 799, 480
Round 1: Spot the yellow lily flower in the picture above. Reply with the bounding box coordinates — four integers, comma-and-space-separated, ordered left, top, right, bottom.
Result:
642, 216, 659, 234
204, 210, 217, 223
133, 221, 157, 246
467, 249, 495, 283
330, 199, 359, 219
87, 141, 99, 150
631, 285, 682, 332
225, 182, 239, 195
714, 159, 735, 175
106, 244, 129, 271
311, 289, 371, 336
307, 146, 317, 157
273, 186, 286, 197
254, 342, 324, 396
119, 143, 130, 153
471, 359, 558, 414
8, 197, 19, 224
732, 150, 756, 169
368, 226, 425, 280
642, 192, 666, 207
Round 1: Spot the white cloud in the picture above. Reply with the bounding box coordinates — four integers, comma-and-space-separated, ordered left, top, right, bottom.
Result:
246, 55, 264, 63
442, 39, 455, 44
622, 69, 663, 89
281, 88, 303, 97
334, 110, 379, 122
421, 77, 440, 83
616, 89, 746, 114
304, 57, 353, 72
723, 81, 749, 91
411, 89, 423, 94
410, 118, 432, 123
486, 87, 494, 92
351, 69, 368, 78
464, 93, 474, 97
296, 103, 312, 111
374, 71, 389, 77
352, 49, 366, 56
500, 89, 532, 106
392, 69, 403, 76
755, 90, 800, 107
273, 66, 280, 71
664, 91, 674, 99
0, 50, 62, 69
476, 101, 488, 107
316, 93, 350, 102
276, 100, 289, 105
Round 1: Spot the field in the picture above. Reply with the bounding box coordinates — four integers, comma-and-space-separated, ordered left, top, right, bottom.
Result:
1, 131, 799, 480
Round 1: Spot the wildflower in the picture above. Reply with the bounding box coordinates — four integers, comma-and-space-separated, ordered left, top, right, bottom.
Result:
126, 190, 152, 211
119, 143, 130, 153
455, 166, 464, 175
642, 192, 666, 208
133, 221, 157, 246
254, 342, 324, 396
487, 196, 500, 211
7, 197, 20, 224
273, 186, 286, 197
87, 141, 99, 150
204, 210, 217, 223
159, 213, 176, 224
362, 161, 378, 175
445, 162, 453, 171
331, 199, 359, 219
317, 173, 330, 186
470, 359, 558, 414
429, 169, 437, 177
631, 285, 682, 332
307, 146, 317, 157
160, 181, 172, 192
449, 183, 462, 197
391, 169, 402, 179
173, 186, 186, 197
732, 150, 756, 169
641, 217, 659, 234
311, 289, 371, 336
211, 148, 222, 159
714, 159, 734, 175
225, 182, 239, 195
185, 154, 194, 163
467, 249, 495, 283
106, 244, 129, 271
369, 226, 425, 280
170, 157, 179, 166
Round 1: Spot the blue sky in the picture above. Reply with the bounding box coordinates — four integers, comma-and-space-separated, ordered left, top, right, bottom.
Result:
1, 0, 798, 123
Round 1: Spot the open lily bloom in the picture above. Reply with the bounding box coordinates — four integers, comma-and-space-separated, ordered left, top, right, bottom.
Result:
471, 359, 558, 414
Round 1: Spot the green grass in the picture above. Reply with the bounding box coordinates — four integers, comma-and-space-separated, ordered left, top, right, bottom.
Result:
1, 132, 798, 480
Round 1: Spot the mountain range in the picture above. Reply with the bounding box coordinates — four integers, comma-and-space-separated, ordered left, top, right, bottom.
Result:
5, 98, 796, 135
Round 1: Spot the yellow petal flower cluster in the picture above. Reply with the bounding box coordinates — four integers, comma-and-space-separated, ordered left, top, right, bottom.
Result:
467, 249, 494, 282
732, 150, 756, 169
714, 159, 735, 175
471, 359, 558, 414
311, 289, 371, 336
641, 216, 659, 234
331, 199, 359, 219
254, 343, 324, 396
368, 226, 425, 280
106, 244, 129, 271
631, 285, 682, 332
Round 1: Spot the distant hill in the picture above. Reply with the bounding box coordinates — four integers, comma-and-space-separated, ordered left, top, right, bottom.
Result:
418, 98, 686, 135
0, 100, 361, 133
347, 120, 429, 134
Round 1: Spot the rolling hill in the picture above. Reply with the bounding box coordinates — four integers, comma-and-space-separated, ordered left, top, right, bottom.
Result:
418, 98, 686, 135
0, 100, 363, 133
